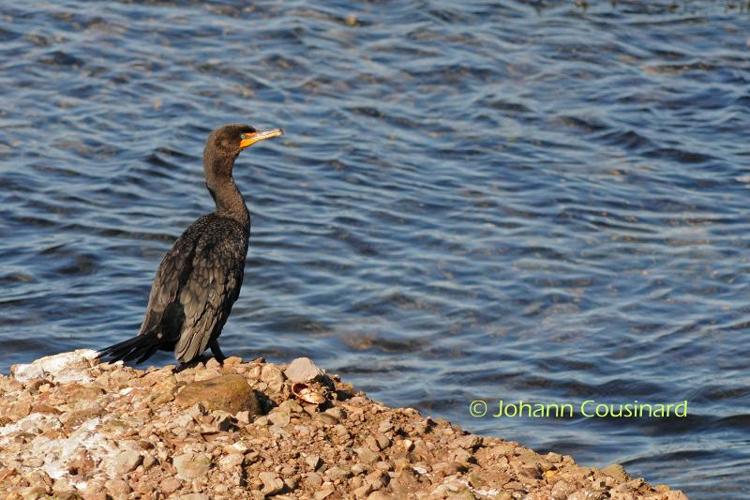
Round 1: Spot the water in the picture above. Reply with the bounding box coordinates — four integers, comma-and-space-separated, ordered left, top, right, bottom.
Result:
1, 1, 749, 496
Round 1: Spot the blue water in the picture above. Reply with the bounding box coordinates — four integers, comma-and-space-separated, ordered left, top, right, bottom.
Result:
1, 1, 749, 496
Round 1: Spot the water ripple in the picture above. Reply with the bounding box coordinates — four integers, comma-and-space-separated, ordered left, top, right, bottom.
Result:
0, 1, 748, 497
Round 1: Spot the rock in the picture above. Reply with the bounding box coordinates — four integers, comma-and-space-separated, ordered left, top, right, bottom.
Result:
377, 420, 393, 433
278, 400, 303, 413
456, 435, 483, 450
367, 492, 392, 500
375, 434, 390, 450
305, 472, 323, 488
219, 453, 243, 470
314, 485, 335, 499
325, 466, 351, 482
224, 356, 242, 366
402, 439, 414, 452
260, 471, 285, 495
61, 405, 105, 432
60, 383, 104, 404
268, 409, 291, 428
10, 349, 99, 383
365, 470, 389, 490
601, 463, 629, 482
284, 357, 324, 383
260, 365, 285, 393
104, 478, 131, 496
214, 413, 238, 432
113, 449, 142, 475
0, 352, 686, 499
8, 400, 32, 420
149, 385, 175, 405
173, 452, 211, 480
323, 407, 345, 423
351, 463, 367, 476
142, 454, 157, 470
551, 479, 575, 500
355, 447, 379, 465
353, 483, 373, 498
306, 454, 323, 470
175, 374, 261, 415
26, 471, 53, 493
160, 477, 181, 495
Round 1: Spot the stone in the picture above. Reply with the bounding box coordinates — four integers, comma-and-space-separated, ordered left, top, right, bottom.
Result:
351, 463, 367, 476
10, 349, 99, 383
375, 434, 390, 450
219, 453, 243, 470
355, 447, 379, 465
268, 409, 291, 428
60, 383, 105, 404
601, 463, 629, 482
224, 356, 242, 366
367, 492, 392, 500
314, 485, 335, 499
104, 479, 131, 497
173, 452, 211, 480
160, 477, 181, 494
353, 484, 373, 498
323, 407, 345, 423
365, 470, 389, 490
306, 454, 323, 470
284, 357, 324, 383
260, 365, 285, 393
325, 466, 351, 482
259, 471, 285, 495
142, 454, 157, 469
61, 406, 105, 432
175, 374, 261, 415
0, 352, 686, 499
305, 472, 323, 488
278, 400, 303, 413
113, 449, 142, 475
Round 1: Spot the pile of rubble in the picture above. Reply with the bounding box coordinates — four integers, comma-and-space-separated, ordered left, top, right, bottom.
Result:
0, 350, 686, 499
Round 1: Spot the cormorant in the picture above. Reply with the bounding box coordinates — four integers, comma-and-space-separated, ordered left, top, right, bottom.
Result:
98, 124, 283, 366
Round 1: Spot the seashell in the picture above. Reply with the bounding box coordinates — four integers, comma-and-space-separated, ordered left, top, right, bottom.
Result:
292, 382, 326, 405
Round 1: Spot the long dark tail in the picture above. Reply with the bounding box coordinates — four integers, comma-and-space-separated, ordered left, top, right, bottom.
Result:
98, 328, 162, 364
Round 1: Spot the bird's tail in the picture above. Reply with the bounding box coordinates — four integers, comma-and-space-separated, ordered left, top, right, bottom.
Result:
98, 328, 161, 364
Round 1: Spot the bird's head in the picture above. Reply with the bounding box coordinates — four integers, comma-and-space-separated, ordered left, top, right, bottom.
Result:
204, 124, 283, 173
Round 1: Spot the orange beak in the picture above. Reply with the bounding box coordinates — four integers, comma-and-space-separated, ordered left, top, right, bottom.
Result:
240, 128, 284, 149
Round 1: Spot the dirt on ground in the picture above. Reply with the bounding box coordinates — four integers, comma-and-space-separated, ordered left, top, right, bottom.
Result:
0, 350, 687, 499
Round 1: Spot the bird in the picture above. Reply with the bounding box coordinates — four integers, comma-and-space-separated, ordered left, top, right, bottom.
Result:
98, 124, 283, 368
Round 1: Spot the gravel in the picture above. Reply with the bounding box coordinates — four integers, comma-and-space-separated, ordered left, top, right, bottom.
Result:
0, 350, 687, 499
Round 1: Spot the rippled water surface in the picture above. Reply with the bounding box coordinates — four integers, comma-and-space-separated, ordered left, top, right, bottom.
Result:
2, 1, 749, 496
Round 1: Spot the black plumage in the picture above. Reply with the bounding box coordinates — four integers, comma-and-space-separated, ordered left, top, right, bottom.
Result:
99, 124, 283, 366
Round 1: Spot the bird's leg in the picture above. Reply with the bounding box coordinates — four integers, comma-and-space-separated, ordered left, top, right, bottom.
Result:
210, 339, 226, 363
174, 357, 207, 373
174, 362, 191, 373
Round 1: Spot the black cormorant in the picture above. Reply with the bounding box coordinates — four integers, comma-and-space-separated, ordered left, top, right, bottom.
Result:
98, 124, 283, 366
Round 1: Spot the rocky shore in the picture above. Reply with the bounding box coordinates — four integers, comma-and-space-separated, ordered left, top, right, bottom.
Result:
0, 350, 686, 499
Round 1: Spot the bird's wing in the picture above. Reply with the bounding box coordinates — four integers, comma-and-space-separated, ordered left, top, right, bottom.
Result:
138, 217, 211, 338
174, 222, 246, 363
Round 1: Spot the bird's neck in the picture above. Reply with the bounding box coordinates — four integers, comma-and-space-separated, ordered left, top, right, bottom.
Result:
203, 152, 251, 227
206, 175, 250, 228
204, 157, 250, 227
